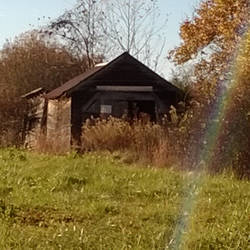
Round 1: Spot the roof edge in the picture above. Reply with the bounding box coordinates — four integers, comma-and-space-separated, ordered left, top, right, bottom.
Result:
45, 52, 183, 99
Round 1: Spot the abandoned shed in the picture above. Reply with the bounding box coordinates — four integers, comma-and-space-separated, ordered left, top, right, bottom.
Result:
22, 87, 47, 148
23, 52, 184, 149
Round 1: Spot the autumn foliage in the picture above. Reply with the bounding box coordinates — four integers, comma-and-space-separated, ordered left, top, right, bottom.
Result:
170, 0, 249, 99
213, 28, 250, 178
0, 31, 87, 145
169, 0, 249, 176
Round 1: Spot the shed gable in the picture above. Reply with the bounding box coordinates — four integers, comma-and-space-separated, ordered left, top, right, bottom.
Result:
69, 52, 177, 93
46, 52, 182, 99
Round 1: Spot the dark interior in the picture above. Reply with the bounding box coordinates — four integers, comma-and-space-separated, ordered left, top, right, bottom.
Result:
128, 100, 156, 121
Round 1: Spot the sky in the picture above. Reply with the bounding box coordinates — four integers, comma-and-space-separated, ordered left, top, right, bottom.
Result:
0, 0, 199, 78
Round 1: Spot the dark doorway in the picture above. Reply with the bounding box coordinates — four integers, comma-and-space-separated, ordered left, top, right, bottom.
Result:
128, 100, 156, 121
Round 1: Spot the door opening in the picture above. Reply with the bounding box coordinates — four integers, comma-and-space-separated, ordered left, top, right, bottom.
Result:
128, 100, 156, 121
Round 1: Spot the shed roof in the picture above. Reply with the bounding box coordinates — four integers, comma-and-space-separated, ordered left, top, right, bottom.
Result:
46, 52, 182, 99
46, 66, 103, 99
21, 87, 46, 99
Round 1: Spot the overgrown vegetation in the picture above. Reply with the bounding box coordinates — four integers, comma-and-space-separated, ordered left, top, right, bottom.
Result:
213, 28, 250, 179
0, 148, 249, 249
0, 1, 249, 248
81, 115, 187, 168
0, 31, 88, 146
82, 117, 166, 164
169, 0, 250, 175
0, 0, 249, 177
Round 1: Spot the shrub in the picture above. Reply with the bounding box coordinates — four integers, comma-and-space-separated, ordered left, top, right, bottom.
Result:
81, 116, 179, 166
82, 117, 134, 151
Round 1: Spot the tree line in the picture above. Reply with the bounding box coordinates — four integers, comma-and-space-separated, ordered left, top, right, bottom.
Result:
0, 0, 249, 176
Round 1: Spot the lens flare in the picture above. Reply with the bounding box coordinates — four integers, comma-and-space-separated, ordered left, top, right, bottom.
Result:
166, 24, 249, 250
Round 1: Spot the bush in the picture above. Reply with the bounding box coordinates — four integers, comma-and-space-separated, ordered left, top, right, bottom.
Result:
82, 117, 133, 151
81, 116, 179, 166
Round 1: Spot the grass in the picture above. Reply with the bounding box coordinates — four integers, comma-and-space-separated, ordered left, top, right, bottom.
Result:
81, 117, 177, 166
0, 148, 249, 249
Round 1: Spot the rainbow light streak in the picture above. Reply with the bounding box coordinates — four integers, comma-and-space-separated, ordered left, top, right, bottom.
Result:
166, 24, 249, 250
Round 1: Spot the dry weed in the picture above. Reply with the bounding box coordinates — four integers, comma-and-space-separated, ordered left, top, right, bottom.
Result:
81, 116, 182, 167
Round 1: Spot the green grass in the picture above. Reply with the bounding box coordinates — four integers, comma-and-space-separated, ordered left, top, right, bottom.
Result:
0, 148, 249, 249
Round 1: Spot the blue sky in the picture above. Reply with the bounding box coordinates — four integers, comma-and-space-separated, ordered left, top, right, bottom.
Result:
0, 0, 199, 77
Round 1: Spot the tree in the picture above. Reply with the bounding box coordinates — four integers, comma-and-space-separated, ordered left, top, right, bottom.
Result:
46, 0, 167, 70
45, 0, 106, 67
0, 31, 87, 145
168, 0, 249, 172
0, 31, 87, 94
103, 0, 167, 70
170, 0, 249, 100
214, 27, 250, 177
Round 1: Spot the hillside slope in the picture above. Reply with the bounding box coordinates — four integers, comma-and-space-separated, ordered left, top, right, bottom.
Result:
0, 149, 249, 249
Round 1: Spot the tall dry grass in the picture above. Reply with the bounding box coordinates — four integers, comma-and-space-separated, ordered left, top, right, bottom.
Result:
81, 116, 182, 167
29, 132, 71, 155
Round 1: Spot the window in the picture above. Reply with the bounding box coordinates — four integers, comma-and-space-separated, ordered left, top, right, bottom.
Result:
100, 105, 112, 114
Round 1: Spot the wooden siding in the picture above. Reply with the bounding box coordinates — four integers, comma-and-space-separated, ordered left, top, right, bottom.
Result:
47, 98, 71, 150
24, 95, 47, 149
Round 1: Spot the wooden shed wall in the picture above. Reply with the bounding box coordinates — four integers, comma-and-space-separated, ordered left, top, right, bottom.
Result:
47, 98, 71, 150
24, 96, 47, 149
